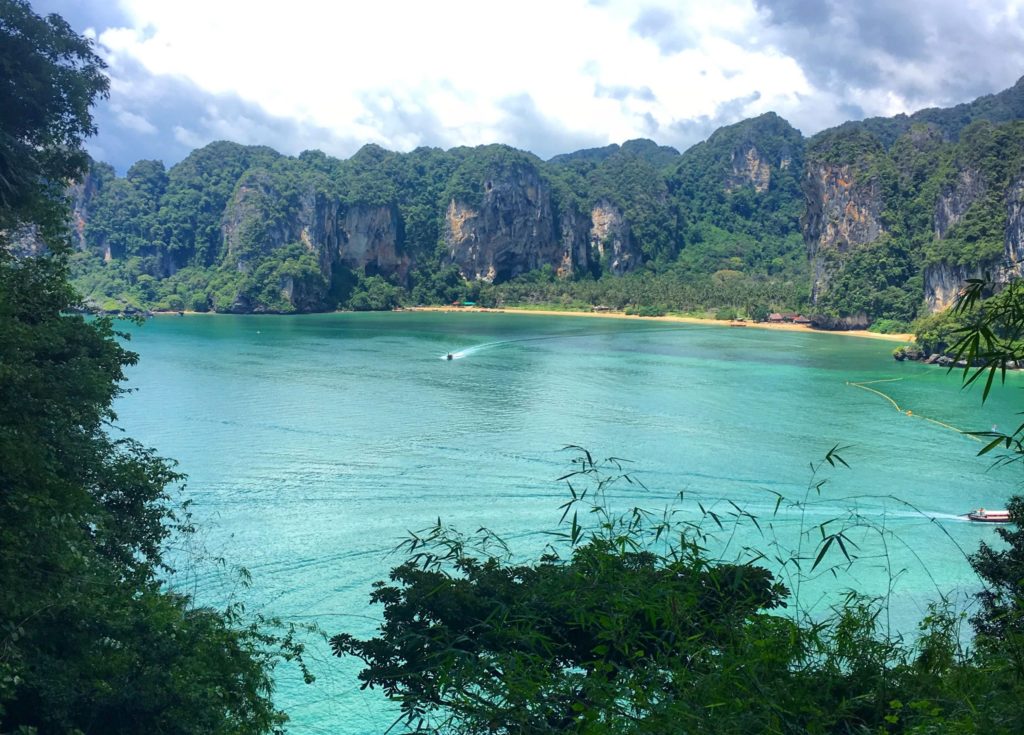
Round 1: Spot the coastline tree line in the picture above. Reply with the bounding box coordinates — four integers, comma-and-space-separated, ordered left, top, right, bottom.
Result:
67, 70, 1024, 343
5, 1, 1024, 732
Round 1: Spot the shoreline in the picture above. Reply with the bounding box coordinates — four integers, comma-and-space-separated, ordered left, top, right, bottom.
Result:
405, 306, 915, 343
148, 306, 913, 343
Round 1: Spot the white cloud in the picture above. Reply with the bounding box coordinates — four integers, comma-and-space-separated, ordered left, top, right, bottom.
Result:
172, 124, 205, 149
93, 0, 810, 156
114, 108, 157, 134
80, 0, 1024, 163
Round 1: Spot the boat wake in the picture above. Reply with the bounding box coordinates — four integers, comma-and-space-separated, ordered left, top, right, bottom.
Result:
441, 325, 690, 361
440, 343, 497, 360
927, 512, 975, 522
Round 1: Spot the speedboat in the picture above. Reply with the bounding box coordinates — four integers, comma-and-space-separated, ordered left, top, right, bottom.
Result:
966, 508, 1012, 523
446, 353, 453, 360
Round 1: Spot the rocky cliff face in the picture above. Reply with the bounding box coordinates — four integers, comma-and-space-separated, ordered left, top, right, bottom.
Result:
444, 163, 588, 281
922, 167, 989, 310
67, 75, 1024, 317
803, 162, 885, 304
222, 171, 296, 265
923, 262, 985, 311
338, 204, 407, 279
809, 311, 870, 330
559, 209, 592, 278
589, 202, 639, 275
933, 168, 985, 239
68, 169, 103, 253
726, 144, 774, 193
1004, 174, 1024, 278
923, 173, 1024, 311
263, 189, 407, 280
220, 171, 408, 309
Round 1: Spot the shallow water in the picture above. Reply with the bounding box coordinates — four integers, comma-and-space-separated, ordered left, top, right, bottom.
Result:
115, 312, 1024, 733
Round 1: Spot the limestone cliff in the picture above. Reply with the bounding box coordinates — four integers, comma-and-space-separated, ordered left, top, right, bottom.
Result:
444, 162, 589, 281
933, 168, 985, 240
923, 168, 989, 311
220, 170, 408, 310
1006, 175, 1024, 276
725, 143, 774, 193
809, 311, 871, 330
68, 168, 104, 253
222, 171, 298, 265
803, 162, 885, 304
66, 74, 1024, 317
924, 262, 984, 311
589, 202, 639, 275
923, 172, 1024, 311
338, 204, 407, 278
559, 209, 592, 278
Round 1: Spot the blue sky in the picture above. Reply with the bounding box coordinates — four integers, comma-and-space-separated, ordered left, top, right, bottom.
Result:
33, 0, 1024, 172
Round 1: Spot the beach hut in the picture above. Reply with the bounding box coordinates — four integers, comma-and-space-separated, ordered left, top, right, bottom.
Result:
768, 312, 784, 323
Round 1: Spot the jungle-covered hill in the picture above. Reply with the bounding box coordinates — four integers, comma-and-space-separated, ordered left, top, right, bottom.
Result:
71, 76, 1024, 331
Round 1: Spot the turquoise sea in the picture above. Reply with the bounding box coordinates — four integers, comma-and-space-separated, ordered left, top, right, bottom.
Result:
115, 312, 1024, 734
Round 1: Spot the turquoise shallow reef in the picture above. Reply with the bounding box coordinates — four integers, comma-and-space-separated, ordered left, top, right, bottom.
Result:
116, 312, 1024, 734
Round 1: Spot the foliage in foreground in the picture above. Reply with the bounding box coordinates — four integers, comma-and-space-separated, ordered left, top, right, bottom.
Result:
947, 278, 1024, 655
1, 2, 305, 731
334, 449, 1024, 734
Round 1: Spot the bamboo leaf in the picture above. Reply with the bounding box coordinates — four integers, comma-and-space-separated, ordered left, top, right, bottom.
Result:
811, 536, 835, 571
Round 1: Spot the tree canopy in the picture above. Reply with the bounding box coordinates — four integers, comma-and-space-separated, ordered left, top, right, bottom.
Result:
0, 2, 298, 731
0, 0, 107, 237
333, 450, 1024, 734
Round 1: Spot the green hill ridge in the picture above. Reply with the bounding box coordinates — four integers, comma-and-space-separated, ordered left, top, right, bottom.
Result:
70, 77, 1024, 329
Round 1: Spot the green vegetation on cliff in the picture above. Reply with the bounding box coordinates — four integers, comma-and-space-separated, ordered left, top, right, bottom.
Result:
922, 122, 1024, 267
807, 79, 1024, 327
65, 71, 1024, 327
70, 114, 812, 316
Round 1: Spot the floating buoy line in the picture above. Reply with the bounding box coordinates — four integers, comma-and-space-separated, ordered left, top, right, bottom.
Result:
846, 378, 982, 441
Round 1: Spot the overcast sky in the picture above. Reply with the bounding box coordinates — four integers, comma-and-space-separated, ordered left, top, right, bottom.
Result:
34, 0, 1024, 172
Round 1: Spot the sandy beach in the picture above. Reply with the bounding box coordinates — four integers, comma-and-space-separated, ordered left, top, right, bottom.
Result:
407, 306, 915, 343
154, 305, 914, 343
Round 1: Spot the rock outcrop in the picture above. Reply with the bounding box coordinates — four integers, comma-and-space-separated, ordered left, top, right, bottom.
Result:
68, 169, 104, 252
934, 168, 985, 239
589, 202, 639, 275
337, 204, 407, 278
222, 171, 295, 264
924, 262, 985, 311
559, 209, 592, 278
65, 74, 1024, 317
444, 162, 589, 281
803, 162, 885, 304
1003, 174, 1024, 278
809, 311, 870, 330
726, 144, 773, 193
923, 168, 991, 310
219, 170, 409, 310
924, 173, 1024, 311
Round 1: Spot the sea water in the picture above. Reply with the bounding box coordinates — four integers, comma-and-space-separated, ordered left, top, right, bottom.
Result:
115, 312, 1024, 734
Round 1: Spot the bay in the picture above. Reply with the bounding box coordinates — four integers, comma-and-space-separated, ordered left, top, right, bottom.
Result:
115, 311, 1024, 734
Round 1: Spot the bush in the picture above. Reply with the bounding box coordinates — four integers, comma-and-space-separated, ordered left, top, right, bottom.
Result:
332, 449, 1024, 734
869, 317, 912, 334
